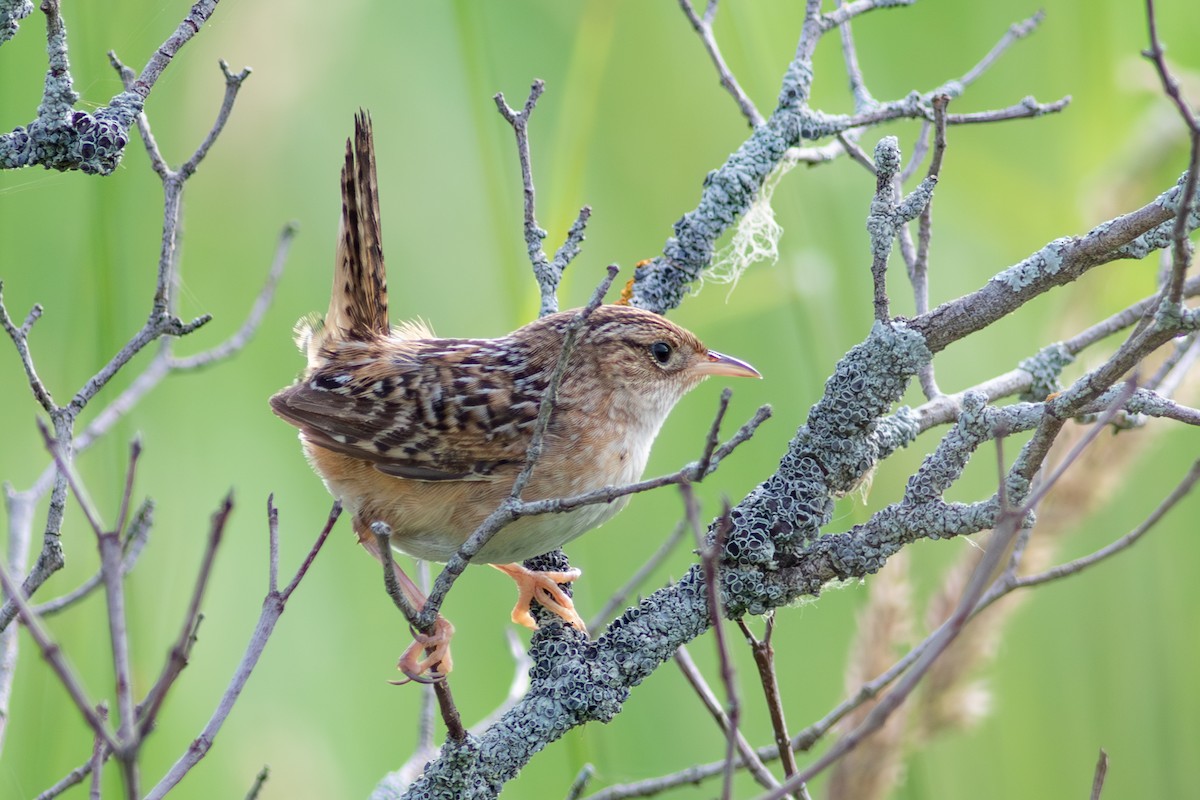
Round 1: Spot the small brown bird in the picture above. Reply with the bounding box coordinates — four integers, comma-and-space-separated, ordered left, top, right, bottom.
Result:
271, 113, 759, 682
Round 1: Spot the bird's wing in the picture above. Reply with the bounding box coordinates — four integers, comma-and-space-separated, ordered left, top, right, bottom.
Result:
270, 339, 545, 481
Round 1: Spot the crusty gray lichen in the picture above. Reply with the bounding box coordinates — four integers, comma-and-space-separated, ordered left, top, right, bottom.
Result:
1, 94, 142, 173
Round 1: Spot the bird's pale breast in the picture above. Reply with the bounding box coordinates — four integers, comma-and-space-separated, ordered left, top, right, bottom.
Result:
305, 391, 660, 563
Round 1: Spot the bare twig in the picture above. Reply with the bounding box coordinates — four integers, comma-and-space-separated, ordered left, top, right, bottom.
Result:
372, 521, 467, 738
32, 499, 153, 618
1090, 749, 1109, 800
0, 283, 55, 412
244, 765, 271, 800
138, 495, 231, 736
140, 501, 337, 800
697, 388, 734, 477
0, 557, 118, 753
950, 96, 1074, 124
170, 224, 295, 370
835, 0, 874, 111
959, 11, 1046, 89
1003, 459, 1200, 594
495, 81, 590, 317
33, 756, 100, 800
1143, 0, 1200, 308
673, 645, 778, 792
564, 764, 596, 800
913, 94, 949, 399
819, 0, 915, 32
685, 491, 741, 799
678, 0, 764, 127
121, 0, 221, 102
182, 59, 251, 178
585, 522, 687, 632
88, 703, 108, 800
737, 615, 799, 784
504, 403, 771, 522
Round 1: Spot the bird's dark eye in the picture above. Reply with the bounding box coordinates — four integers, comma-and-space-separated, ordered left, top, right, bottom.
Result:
650, 341, 673, 364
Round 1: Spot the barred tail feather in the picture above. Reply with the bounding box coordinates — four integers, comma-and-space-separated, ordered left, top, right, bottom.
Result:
326, 110, 389, 345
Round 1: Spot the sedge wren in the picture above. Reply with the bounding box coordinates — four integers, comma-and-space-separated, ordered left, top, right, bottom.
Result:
270, 113, 760, 682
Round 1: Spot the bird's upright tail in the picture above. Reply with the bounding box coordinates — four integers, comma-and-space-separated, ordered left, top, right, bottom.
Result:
297, 111, 390, 366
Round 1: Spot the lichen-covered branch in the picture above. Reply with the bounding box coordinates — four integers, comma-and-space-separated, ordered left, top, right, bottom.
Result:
392, 28, 1198, 797
630, 4, 1067, 314
0, 0, 221, 174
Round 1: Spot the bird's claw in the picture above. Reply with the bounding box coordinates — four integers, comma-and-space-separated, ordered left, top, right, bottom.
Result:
390, 616, 455, 685
496, 563, 586, 634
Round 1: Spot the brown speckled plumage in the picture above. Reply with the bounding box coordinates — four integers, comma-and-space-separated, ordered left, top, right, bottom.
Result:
270, 112, 759, 680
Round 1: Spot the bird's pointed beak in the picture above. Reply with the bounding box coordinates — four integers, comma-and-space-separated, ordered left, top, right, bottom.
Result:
697, 350, 761, 379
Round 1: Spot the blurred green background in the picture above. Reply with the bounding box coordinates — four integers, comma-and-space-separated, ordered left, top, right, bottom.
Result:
2, 1, 1198, 798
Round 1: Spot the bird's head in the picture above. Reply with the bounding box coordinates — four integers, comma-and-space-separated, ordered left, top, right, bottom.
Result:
525, 305, 760, 419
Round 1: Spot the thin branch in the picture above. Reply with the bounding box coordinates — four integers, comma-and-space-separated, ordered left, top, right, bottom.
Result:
819, 0, 915, 32
835, 132, 876, 173
0, 558, 118, 753
913, 94, 949, 399
564, 765, 596, 800
503, 403, 770, 522
124, 0, 221, 102
35, 418, 104, 537
32, 499, 153, 618
244, 765, 270, 800
371, 521, 466, 732
88, 703, 107, 800
1145, 331, 1200, 394
0, 284, 55, 412
1090, 749, 1110, 800
141, 500, 337, 800
170, 224, 294, 370
180, 59, 252, 179
1143, 0, 1199, 308
678, 0, 764, 127
34, 756, 100, 800
137, 494, 232, 736
673, 644, 778, 792
372, 524, 423, 623
686, 492, 742, 799
415, 561, 439, 741
495, 80, 589, 317
697, 388, 733, 476
835, 0, 874, 111
959, 11, 1045, 88
1025, 381, 1137, 511
585, 522, 687, 632
1002, 459, 1200, 594
737, 615, 800, 785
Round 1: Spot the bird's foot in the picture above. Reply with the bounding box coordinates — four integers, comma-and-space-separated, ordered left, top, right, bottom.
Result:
391, 615, 455, 685
493, 562, 586, 634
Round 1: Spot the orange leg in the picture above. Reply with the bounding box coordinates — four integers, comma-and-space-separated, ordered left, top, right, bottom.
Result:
493, 563, 586, 634
358, 532, 454, 683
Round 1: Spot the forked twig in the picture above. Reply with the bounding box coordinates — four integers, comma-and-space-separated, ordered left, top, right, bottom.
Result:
495, 80, 591, 317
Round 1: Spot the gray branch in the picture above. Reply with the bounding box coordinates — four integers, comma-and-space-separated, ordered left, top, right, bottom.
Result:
378, 4, 1200, 795
0, 0, 222, 175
